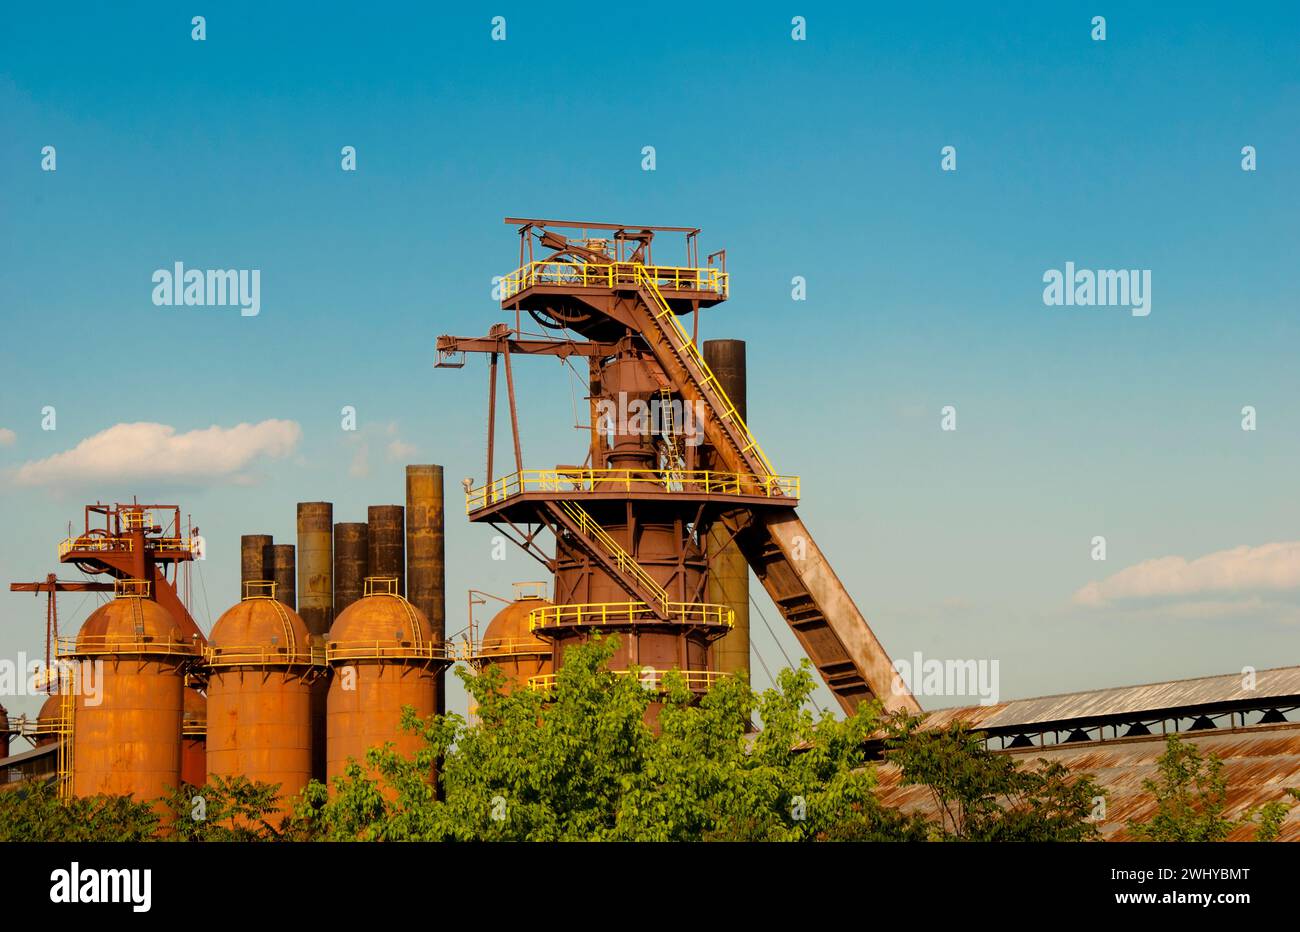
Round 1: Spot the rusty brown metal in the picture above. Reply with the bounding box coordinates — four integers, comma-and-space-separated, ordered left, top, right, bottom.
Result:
406, 466, 446, 714
875, 720, 1300, 841
206, 595, 318, 816
333, 522, 368, 616
71, 595, 195, 810
325, 587, 442, 791
268, 544, 296, 610
704, 339, 750, 681
367, 506, 405, 596
181, 686, 206, 787
296, 503, 333, 638
241, 534, 273, 593
474, 598, 553, 695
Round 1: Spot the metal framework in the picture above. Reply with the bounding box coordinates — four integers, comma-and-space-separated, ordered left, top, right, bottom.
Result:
437, 218, 918, 712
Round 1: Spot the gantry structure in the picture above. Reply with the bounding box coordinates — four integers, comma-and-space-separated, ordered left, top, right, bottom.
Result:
438, 218, 917, 713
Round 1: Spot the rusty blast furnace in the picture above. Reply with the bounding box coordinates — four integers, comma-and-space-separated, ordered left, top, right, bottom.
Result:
441, 218, 917, 713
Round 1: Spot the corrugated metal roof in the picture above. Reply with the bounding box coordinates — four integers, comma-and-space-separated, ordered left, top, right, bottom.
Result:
920, 664, 1300, 731
875, 721, 1300, 840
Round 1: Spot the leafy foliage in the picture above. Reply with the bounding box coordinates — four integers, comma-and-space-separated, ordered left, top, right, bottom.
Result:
1127, 734, 1300, 841
164, 774, 290, 841
883, 717, 1105, 841
0, 778, 158, 841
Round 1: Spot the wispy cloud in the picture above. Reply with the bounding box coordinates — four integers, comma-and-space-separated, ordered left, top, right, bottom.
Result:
1074, 542, 1300, 607
10, 420, 301, 487
0, 428, 14, 447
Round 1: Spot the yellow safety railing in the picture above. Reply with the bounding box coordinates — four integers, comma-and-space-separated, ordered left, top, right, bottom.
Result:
528, 601, 734, 630
466, 468, 798, 512
528, 669, 728, 693
499, 261, 728, 302
324, 640, 456, 663
56, 634, 203, 658
557, 501, 669, 611
464, 636, 552, 662
635, 267, 776, 477
57, 536, 192, 558
206, 643, 325, 667
57, 684, 74, 800
182, 719, 207, 737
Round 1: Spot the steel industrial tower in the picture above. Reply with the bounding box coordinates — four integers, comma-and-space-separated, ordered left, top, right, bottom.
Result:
439, 218, 917, 713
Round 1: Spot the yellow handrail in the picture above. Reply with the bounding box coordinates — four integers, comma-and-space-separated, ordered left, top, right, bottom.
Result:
465, 467, 798, 512
57, 634, 202, 658
324, 640, 456, 663
635, 267, 776, 477
58, 536, 192, 558
205, 644, 325, 668
557, 501, 669, 611
500, 261, 728, 302
528, 601, 734, 630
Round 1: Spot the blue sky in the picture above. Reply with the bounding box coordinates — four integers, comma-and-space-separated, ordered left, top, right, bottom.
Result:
2, 2, 1298, 720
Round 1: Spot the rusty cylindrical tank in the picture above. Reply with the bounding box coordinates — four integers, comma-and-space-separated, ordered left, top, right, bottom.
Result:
240, 534, 273, 594
205, 584, 320, 816
70, 585, 198, 807
367, 505, 405, 596
269, 544, 297, 610
333, 522, 368, 617
405, 466, 445, 712
181, 687, 207, 786
476, 597, 553, 696
326, 578, 443, 789
704, 339, 750, 680
33, 692, 63, 747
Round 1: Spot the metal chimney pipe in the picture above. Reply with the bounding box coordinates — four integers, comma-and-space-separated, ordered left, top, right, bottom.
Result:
333, 522, 368, 617
367, 505, 405, 596
296, 502, 334, 638
406, 465, 446, 712
704, 339, 750, 680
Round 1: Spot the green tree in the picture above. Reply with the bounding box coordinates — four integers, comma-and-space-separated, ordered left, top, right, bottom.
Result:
165, 775, 290, 841
883, 717, 1104, 841
1127, 734, 1300, 841
0, 779, 158, 841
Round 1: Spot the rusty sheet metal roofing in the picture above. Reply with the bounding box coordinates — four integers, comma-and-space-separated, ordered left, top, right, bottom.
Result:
874, 721, 1300, 841
918, 664, 1300, 731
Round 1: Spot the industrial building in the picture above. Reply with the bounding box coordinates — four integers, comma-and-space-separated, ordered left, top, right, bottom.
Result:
2, 218, 1297, 839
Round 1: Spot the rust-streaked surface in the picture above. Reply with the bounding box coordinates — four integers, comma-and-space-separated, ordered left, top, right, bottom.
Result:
181, 686, 206, 786
269, 543, 297, 611
875, 722, 1300, 841
72, 598, 189, 805
325, 591, 438, 788
205, 598, 317, 813
240, 534, 273, 593
367, 505, 405, 596
333, 522, 368, 616
477, 598, 553, 695
406, 466, 446, 714
296, 503, 334, 637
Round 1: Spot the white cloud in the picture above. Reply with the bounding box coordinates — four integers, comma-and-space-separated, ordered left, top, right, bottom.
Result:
10, 420, 301, 487
387, 439, 417, 461
1074, 541, 1300, 607
0, 428, 14, 446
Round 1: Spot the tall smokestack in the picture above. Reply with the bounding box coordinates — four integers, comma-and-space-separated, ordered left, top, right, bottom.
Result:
406, 465, 446, 712
240, 534, 273, 596
704, 339, 750, 680
333, 523, 368, 617
296, 503, 334, 637
367, 505, 405, 596
269, 543, 296, 610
